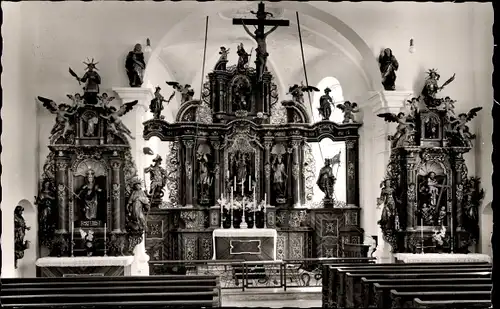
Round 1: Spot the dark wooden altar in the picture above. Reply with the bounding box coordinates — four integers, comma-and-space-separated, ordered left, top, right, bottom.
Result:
142, 5, 364, 260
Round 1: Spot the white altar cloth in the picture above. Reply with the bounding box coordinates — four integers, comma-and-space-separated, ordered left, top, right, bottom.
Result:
212, 228, 278, 261
36, 256, 134, 267
394, 253, 491, 264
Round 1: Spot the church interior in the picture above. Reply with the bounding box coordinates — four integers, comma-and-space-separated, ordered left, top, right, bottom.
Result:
1, 1, 497, 308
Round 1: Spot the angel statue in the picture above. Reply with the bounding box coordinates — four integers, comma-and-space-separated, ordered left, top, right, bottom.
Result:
125, 43, 146, 87
288, 82, 320, 104
37, 96, 78, 142
149, 86, 174, 120
79, 228, 95, 256
421, 69, 455, 107
336, 101, 360, 124
99, 100, 139, 141
66, 93, 85, 111
97, 93, 116, 108
236, 43, 250, 71
377, 112, 415, 147
69, 59, 101, 105
14, 205, 30, 268
215, 46, 230, 71
166, 81, 195, 104
447, 107, 482, 146
378, 48, 399, 91
126, 177, 151, 233
376, 179, 398, 233
318, 88, 334, 121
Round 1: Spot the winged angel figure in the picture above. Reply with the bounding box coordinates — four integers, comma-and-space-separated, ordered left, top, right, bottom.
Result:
337, 101, 360, 124
287, 82, 320, 104
37, 96, 78, 142
447, 107, 482, 146
377, 112, 415, 147
166, 81, 195, 104
100, 100, 139, 140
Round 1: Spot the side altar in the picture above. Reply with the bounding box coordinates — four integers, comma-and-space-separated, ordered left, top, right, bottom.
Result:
142, 3, 365, 262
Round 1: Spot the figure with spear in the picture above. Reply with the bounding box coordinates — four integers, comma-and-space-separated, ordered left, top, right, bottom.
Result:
69, 59, 101, 105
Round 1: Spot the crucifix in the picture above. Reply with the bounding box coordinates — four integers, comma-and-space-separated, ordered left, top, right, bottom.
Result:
233, 2, 290, 80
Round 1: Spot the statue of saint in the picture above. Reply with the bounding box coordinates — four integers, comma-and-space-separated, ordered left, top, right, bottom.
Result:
236, 43, 250, 71
318, 88, 333, 121
149, 87, 174, 120
272, 155, 287, 199
126, 178, 150, 232
144, 155, 167, 200
376, 179, 398, 232
197, 154, 213, 200
316, 159, 336, 200
378, 48, 399, 91
14, 205, 30, 268
125, 44, 146, 87
236, 153, 248, 185
419, 172, 443, 208
76, 169, 105, 221
79, 61, 101, 105
35, 180, 56, 234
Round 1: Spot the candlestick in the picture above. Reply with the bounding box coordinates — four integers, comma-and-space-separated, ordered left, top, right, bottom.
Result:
71, 221, 74, 257
450, 212, 454, 253
241, 198, 248, 229
420, 218, 424, 254
104, 223, 107, 256
230, 188, 234, 229
220, 203, 224, 229
253, 190, 257, 229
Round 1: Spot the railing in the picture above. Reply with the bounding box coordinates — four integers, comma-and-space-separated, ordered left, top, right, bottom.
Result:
149, 257, 362, 291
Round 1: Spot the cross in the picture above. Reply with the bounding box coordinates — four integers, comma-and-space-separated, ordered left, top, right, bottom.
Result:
232, 2, 290, 33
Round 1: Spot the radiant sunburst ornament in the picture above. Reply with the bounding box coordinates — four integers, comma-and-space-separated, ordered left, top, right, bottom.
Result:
83, 58, 99, 70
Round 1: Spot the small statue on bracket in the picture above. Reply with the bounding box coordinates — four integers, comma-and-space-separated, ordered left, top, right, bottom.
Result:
69, 59, 102, 105
79, 228, 95, 256
14, 206, 31, 268
125, 43, 146, 87
420, 69, 455, 107
336, 101, 360, 124
287, 82, 319, 104
236, 43, 251, 71
215, 46, 230, 71
36, 97, 78, 143
144, 155, 168, 201
378, 48, 399, 91
377, 112, 416, 147
166, 81, 195, 104
99, 100, 139, 141
318, 87, 334, 121
447, 107, 482, 147
126, 177, 151, 233
149, 86, 174, 120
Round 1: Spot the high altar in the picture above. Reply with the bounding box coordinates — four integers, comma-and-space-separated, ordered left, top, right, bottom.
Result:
142, 3, 365, 262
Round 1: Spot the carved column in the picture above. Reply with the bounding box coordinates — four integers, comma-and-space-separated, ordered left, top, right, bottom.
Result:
110, 159, 122, 233
290, 139, 302, 207
211, 140, 221, 200
345, 139, 359, 207
55, 156, 70, 233
183, 139, 195, 207
264, 140, 273, 204
453, 151, 468, 229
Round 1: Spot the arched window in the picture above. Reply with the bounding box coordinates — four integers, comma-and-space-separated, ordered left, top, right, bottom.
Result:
312, 77, 344, 124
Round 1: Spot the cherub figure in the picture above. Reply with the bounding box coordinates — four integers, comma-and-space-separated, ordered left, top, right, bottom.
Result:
441, 97, 456, 118
405, 97, 420, 117
37, 96, 78, 141
215, 46, 230, 70
66, 93, 85, 110
336, 101, 360, 124
448, 107, 483, 146
287, 82, 319, 104
377, 112, 415, 147
97, 93, 116, 108
79, 228, 95, 256
166, 81, 195, 103
100, 100, 139, 140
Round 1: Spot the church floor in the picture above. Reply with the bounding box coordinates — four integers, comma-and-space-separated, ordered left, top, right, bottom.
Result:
221, 287, 322, 307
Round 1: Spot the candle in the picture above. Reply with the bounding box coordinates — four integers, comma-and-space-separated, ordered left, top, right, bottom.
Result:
71, 221, 74, 257
227, 170, 229, 178
104, 223, 107, 245
249, 176, 251, 190
421, 218, 424, 240
230, 188, 234, 229
241, 181, 244, 196
264, 193, 267, 207
234, 177, 236, 189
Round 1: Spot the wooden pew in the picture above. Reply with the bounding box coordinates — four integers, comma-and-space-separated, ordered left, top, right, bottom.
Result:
1, 299, 217, 309
413, 298, 492, 309
370, 282, 491, 308
342, 268, 491, 308
390, 290, 491, 308
327, 262, 489, 308
362, 277, 492, 308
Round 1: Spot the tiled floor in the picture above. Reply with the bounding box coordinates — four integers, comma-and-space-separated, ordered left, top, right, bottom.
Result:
221, 287, 322, 307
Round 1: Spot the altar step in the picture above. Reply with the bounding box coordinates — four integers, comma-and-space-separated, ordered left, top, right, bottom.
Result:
222, 287, 321, 307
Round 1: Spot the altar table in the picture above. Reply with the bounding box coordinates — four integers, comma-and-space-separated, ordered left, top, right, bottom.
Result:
393, 253, 491, 264
36, 256, 135, 277
212, 228, 278, 261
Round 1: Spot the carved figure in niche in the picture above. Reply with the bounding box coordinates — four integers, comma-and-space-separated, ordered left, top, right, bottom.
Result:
35, 180, 57, 236
317, 158, 336, 201
126, 177, 151, 232
378, 48, 399, 91
77, 169, 106, 221
197, 144, 213, 203
287, 82, 319, 104
318, 88, 334, 121
376, 179, 398, 232
215, 46, 230, 70
236, 43, 250, 71
423, 116, 440, 139
232, 81, 251, 111
100, 100, 139, 141
144, 155, 168, 200
125, 43, 146, 87
337, 101, 360, 124
420, 69, 455, 107
236, 153, 249, 185
149, 87, 174, 120
448, 107, 482, 146
97, 93, 115, 108
406, 97, 420, 117
37, 97, 78, 140
241, 21, 279, 80
69, 59, 101, 105
107, 233, 125, 256
82, 112, 99, 137
79, 229, 95, 256
67, 93, 85, 110
166, 81, 195, 104
419, 171, 446, 209
420, 203, 435, 226
14, 206, 30, 268
272, 155, 287, 200
377, 112, 415, 147
437, 206, 447, 226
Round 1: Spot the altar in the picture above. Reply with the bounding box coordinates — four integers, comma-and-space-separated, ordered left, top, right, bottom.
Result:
35, 256, 134, 277
213, 228, 278, 261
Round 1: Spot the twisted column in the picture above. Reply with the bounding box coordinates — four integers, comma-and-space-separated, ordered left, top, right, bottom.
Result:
264, 140, 273, 205
55, 158, 70, 233
183, 139, 195, 207
110, 160, 122, 233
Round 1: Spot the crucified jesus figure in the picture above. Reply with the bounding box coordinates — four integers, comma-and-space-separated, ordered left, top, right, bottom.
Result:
241, 22, 279, 81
